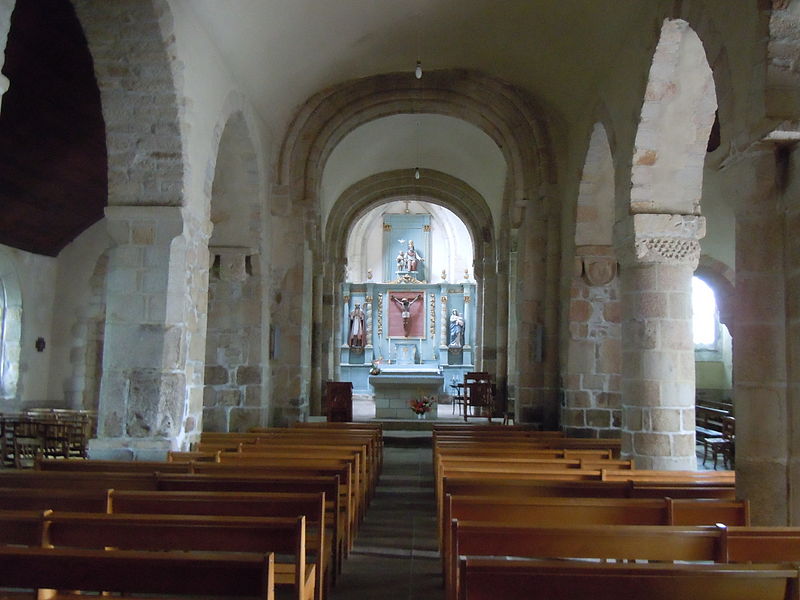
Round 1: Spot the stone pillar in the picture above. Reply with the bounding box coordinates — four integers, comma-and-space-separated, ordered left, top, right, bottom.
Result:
562, 245, 621, 438
617, 214, 705, 470
733, 148, 792, 524
90, 206, 193, 460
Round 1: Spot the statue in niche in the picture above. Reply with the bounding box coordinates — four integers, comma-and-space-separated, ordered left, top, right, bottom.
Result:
348, 303, 366, 348
405, 240, 424, 272
449, 309, 465, 347
391, 294, 422, 337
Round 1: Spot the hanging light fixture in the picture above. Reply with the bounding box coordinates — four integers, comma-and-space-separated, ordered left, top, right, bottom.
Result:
415, 60, 423, 79
414, 167, 420, 180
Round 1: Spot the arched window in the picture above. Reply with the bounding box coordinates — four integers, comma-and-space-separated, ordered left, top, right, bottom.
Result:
0, 250, 21, 401
692, 276, 719, 349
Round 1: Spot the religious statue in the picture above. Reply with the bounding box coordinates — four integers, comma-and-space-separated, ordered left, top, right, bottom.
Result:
396, 250, 407, 272
391, 294, 422, 337
405, 240, 424, 272
449, 309, 465, 347
348, 303, 366, 348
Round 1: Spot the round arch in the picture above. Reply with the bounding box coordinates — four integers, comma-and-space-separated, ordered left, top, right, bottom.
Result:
317, 169, 496, 411
274, 69, 558, 420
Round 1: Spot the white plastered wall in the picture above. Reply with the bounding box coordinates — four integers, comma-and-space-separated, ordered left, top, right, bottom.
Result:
0, 244, 56, 407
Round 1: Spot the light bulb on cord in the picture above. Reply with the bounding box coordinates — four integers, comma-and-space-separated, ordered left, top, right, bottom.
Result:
414, 167, 420, 180
415, 60, 422, 79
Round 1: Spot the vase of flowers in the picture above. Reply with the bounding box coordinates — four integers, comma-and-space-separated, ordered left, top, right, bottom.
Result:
409, 395, 434, 418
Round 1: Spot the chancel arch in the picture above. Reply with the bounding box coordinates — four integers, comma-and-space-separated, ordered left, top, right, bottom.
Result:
319, 169, 494, 416
276, 69, 557, 423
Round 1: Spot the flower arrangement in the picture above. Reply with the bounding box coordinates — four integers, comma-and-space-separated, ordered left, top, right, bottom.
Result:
409, 395, 435, 415
369, 358, 383, 375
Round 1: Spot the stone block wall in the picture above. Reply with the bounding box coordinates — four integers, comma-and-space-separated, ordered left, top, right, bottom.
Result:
202, 249, 264, 432
562, 247, 621, 438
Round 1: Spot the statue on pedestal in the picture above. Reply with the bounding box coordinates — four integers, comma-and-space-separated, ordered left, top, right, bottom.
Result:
405, 240, 423, 272
348, 303, 365, 348
449, 309, 465, 347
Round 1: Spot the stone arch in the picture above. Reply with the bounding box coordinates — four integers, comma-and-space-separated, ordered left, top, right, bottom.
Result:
619, 19, 718, 469
0, 248, 21, 407
275, 69, 557, 421
563, 122, 621, 437
203, 108, 266, 432
631, 19, 718, 215
576, 123, 615, 247
317, 169, 495, 412
72, 0, 185, 208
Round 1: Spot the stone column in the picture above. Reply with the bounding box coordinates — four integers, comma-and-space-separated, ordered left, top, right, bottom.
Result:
617, 214, 705, 470
732, 147, 791, 524
364, 296, 373, 352
90, 205, 192, 460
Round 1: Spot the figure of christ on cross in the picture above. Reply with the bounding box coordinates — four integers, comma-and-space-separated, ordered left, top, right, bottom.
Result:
391, 294, 422, 337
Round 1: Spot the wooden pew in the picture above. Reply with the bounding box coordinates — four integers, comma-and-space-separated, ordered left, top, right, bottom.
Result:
109, 489, 331, 596
449, 522, 800, 600
0, 509, 45, 546
239, 442, 372, 502
0, 487, 109, 513
205, 428, 383, 479
450, 521, 723, 600
601, 468, 735, 485
440, 494, 750, 583
0, 468, 346, 585
0, 545, 276, 600
41, 512, 313, 600
457, 558, 799, 600
154, 472, 347, 574
35, 458, 189, 473
0, 470, 158, 490
192, 459, 356, 552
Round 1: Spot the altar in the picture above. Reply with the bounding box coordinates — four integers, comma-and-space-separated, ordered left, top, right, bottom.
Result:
369, 365, 444, 419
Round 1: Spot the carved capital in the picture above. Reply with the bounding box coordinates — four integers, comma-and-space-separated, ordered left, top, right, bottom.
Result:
209, 246, 258, 283
616, 214, 706, 268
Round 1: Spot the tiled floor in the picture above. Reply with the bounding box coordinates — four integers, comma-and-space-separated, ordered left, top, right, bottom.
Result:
331, 446, 442, 600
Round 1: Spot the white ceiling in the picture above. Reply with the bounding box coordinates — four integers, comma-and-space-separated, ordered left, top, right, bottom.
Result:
183, 0, 648, 138
320, 114, 505, 231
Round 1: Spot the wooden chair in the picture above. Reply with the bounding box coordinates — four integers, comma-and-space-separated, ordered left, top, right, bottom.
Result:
462, 372, 493, 422
704, 416, 735, 470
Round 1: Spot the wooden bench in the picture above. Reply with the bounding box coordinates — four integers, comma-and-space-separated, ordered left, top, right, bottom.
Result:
0, 487, 109, 513
109, 489, 330, 596
0, 468, 346, 587
154, 472, 347, 574
449, 522, 800, 600
441, 494, 750, 582
0, 545, 275, 600
192, 459, 356, 553
40, 512, 313, 600
457, 558, 799, 600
